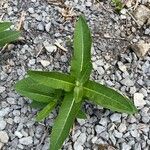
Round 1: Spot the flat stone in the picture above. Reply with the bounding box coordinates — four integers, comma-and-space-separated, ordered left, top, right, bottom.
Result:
134, 93, 146, 107
19, 136, 33, 145
0, 131, 9, 143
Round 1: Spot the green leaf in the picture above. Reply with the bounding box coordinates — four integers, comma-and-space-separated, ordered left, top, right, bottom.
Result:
28, 71, 75, 92
83, 80, 138, 114
30, 101, 48, 109
50, 92, 81, 150
0, 30, 20, 46
71, 15, 92, 79
0, 22, 12, 32
15, 77, 56, 103
76, 109, 87, 119
36, 101, 56, 122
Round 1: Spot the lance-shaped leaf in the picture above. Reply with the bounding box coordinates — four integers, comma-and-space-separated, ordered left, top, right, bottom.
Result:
15, 77, 56, 103
35, 90, 62, 121
30, 101, 48, 109
0, 22, 12, 32
50, 92, 81, 150
71, 15, 92, 79
83, 80, 138, 114
0, 30, 20, 46
28, 71, 75, 92
36, 101, 56, 122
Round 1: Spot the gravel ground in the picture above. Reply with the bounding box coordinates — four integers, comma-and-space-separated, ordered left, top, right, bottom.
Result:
0, 0, 150, 150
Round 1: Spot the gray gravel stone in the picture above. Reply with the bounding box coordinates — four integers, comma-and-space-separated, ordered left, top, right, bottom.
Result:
0, 142, 4, 149
37, 23, 44, 31
43, 41, 57, 53
40, 60, 50, 67
110, 113, 121, 122
118, 123, 127, 133
0, 86, 5, 93
0, 131, 9, 143
19, 136, 33, 145
0, 120, 7, 130
28, 8, 34, 14
95, 125, 105, 134
45, 22, 51, 32
121, 77, 134, 87
6, 97, 15, 105
14, 131, 23, 138
121, 142, 131, 150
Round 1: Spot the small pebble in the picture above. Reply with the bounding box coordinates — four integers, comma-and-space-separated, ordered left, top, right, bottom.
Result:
0, 131, 9, 143
0, 86, 5, 93
134, 93, 146, 107
19, 136, 33, 145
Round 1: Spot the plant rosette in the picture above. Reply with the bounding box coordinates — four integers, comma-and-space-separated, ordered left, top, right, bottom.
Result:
15, 15, 137, 150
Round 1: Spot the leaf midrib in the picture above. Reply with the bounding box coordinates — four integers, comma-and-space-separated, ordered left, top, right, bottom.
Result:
50, 77, 75, 87
80, 21, 84, 73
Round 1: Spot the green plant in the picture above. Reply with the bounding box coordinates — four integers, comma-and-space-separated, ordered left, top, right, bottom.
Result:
112, 0, 124, 12
15, 15, 137, 150
0, 22, 20, 47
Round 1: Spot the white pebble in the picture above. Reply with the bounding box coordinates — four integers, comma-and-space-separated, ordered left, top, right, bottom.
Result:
0, 86, 5, 93
40, 60, 50, 67
7, 97, 15, 105
134, 93, 146, 107
0, 142, 4, 149
118, 123, 127, 133
28, 8, 34, 13
0, 131, 9, 143
43, 41, 57, 53
15, 131, 23, 138
45, 22, 51, 32
110, 113, 121, 122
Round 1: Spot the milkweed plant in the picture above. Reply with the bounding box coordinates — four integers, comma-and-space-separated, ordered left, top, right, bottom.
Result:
15, 15, 137, 150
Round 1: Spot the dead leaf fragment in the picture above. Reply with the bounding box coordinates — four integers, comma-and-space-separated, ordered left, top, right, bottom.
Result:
130, 41, 150, 57
133, 5, 150, 27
